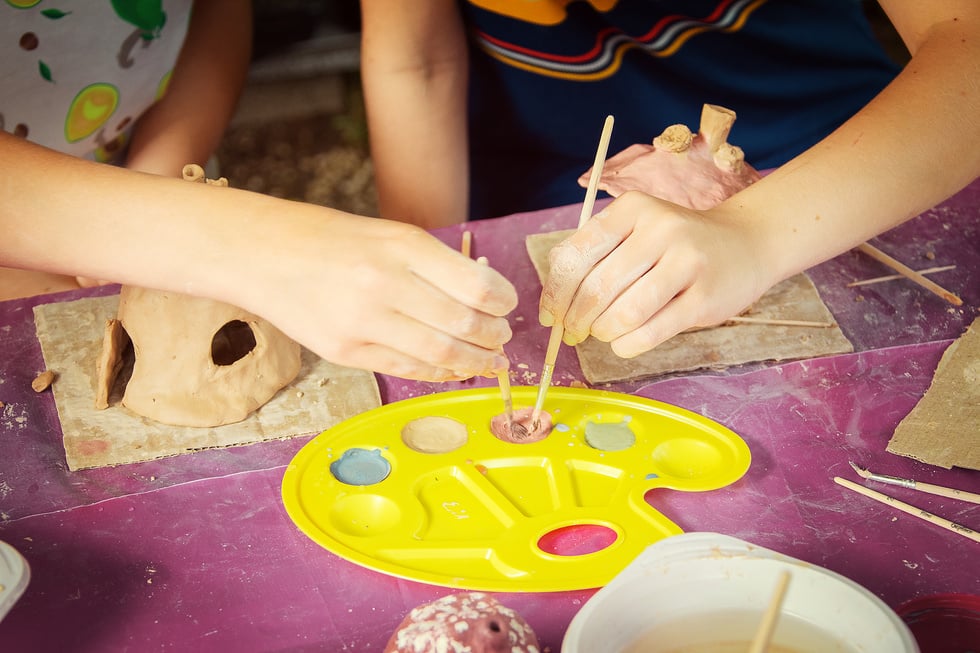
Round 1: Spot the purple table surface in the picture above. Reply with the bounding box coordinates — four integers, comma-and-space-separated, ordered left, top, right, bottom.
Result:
1, 180, 978, 652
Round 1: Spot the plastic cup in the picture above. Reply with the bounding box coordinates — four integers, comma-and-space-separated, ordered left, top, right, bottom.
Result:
0, 540, 30, 623
562, 532, 918, 653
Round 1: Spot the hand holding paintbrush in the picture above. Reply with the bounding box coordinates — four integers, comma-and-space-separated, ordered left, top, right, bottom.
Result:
528, 115, 615, 433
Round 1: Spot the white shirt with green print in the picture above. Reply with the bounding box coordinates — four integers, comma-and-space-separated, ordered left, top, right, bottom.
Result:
1, 0, 192, 163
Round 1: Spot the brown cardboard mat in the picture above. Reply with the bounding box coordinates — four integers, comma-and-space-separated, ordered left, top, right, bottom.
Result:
887, 316, 980, 471
527, 230, 853, 384
33, 295, 381, 470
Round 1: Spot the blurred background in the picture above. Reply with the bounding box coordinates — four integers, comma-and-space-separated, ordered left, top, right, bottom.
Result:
216, 0, 376, 216
219, 1, 909, 220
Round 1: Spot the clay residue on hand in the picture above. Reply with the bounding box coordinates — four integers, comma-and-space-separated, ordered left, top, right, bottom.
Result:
489, 407, 552, 443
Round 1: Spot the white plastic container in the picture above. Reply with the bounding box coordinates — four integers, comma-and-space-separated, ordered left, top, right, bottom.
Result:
0, 540, 30, 623
563, 532, 918, 653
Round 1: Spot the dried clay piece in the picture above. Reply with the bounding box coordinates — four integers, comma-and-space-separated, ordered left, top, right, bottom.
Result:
32, 370, 56, 393
94, 165, 301, 427
652, 123, 693, 153
94, 318, 126, 410
579, 103, 761, 209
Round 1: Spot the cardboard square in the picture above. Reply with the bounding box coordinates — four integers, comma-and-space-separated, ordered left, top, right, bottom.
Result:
33, 295, 381, 470
527, 230, 853, 384
887, 316, 980, 470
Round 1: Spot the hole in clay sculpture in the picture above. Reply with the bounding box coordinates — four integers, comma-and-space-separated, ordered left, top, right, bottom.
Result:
211, 320, 257, 366
330, 448, 391, 486
584, 419, 636, 451
537, 523, 618, 556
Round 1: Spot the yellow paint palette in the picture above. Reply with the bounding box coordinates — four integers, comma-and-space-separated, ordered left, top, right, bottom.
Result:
281, 387, 750, 592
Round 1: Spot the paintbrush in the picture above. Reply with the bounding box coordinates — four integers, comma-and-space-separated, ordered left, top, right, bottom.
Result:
476, 255, 517, 435
834, 476, 980, 543
848, 461, 980, 504
529, 115, 615, 432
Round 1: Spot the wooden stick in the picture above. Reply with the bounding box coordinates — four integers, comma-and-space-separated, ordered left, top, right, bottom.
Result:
461, 230, 472, 259
530, 325, 565, 424
856, 243, 962, 306
725, 316, 835, 328
476, 256, 516, 432
530, 115, 614, 426
848, 462, 980, 505
847, 265, 955, 288
748, 570, 791, 653
834, 477, 980, 543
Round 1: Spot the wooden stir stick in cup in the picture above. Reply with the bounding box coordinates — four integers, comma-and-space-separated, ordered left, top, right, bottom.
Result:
528, 115, 615, 432
748, 570, 792, 653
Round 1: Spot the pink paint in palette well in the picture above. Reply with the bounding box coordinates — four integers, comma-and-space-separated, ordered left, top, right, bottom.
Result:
489, 407, 553, 443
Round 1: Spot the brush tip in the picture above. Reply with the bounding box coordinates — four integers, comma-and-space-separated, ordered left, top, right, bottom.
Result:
847, 461, 870, 477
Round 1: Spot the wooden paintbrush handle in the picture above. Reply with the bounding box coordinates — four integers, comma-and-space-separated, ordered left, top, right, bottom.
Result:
914, 481, 980, 505
835, 477, 980, 543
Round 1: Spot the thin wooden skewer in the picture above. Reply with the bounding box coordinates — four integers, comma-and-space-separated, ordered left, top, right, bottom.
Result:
847, 265, 955, 288
476, 255, 516, 434
530, 115, 615, 428
834, 476, 980, 544
848, 462, 980, 505
725, 316, 835, 328
856, 243, 962, 306
747, 570, 791, 653
461, 230, 472, 259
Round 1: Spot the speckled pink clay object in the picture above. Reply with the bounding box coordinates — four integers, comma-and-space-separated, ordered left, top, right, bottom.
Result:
383, 592, 541, 653
489, 407, 553, 444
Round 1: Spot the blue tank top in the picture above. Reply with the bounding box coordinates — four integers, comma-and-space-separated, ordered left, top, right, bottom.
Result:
461, 0, 900, 218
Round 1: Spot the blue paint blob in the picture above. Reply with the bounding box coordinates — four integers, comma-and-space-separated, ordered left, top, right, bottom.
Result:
554, 423, 570, 432
645, 472, 660, 480
330, 448, 391, 486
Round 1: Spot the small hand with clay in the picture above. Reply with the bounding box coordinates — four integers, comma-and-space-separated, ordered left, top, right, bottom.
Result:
242, 211, 518, 382
539, 191, 773, 358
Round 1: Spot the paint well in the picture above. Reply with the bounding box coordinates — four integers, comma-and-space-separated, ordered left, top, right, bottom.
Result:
584, 420, 636, 451
330, 448, 391, 485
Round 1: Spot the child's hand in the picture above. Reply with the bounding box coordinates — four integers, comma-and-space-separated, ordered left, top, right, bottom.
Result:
240, 212, 518, 382
539, 191, 774, 358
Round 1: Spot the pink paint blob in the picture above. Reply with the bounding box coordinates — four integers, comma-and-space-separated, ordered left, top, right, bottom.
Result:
489, 407, 552, 444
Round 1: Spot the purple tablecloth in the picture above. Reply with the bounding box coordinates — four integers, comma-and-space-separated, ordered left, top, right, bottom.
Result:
1, 180, 978, 651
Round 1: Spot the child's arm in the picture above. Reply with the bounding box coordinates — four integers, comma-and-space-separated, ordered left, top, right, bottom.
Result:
124, 0, 253, 176
540, 0, 980, 358
1, 133, 517, 381
360, 0, 470, 228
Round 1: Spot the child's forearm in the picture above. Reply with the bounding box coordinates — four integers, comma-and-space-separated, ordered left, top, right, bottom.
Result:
2, 133, 270, 300
361, 0, 470, 228
125, 0, 253, 176
715, 7, 980, 284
